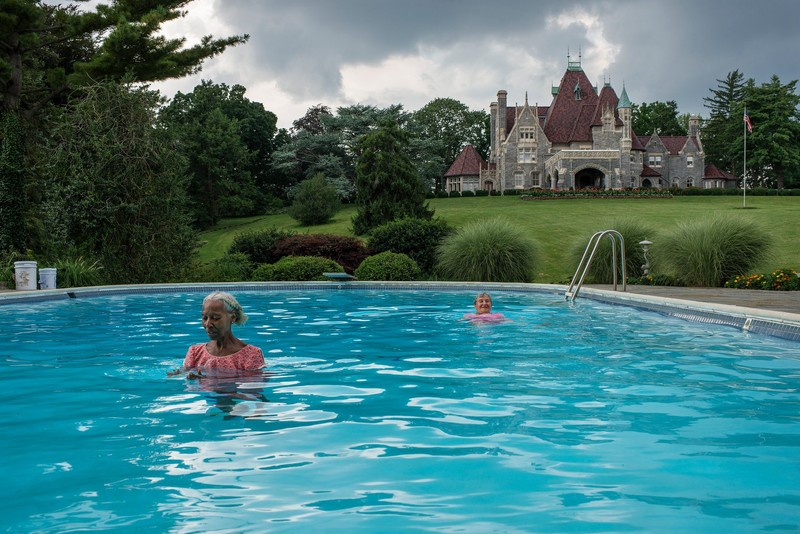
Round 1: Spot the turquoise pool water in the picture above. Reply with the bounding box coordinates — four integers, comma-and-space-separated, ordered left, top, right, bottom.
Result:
2, 288, 799, 532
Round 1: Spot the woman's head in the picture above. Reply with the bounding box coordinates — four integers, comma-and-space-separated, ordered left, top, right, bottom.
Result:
473, 292, 493, 314
203, 291, 248, 326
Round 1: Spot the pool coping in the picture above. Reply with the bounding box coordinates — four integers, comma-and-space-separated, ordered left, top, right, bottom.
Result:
3, 281, 800, 342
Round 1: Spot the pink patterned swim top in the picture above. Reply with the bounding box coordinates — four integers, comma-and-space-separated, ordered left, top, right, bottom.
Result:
183, 343, 265, 372
462, 312, 507, 323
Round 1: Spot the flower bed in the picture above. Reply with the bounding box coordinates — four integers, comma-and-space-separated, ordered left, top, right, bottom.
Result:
520, 188, 673, 200
725, 268, 800, 291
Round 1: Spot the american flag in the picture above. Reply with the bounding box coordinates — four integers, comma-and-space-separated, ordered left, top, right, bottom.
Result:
744, 113, 753, 133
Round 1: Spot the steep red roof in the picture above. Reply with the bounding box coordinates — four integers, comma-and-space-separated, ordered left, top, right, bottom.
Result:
638, 135, 701, 155
591, 84, 622, 127
704, 163, 736, 180
444, 145, 486, 177
544, 68, 599, 144
640, 164, 662, 177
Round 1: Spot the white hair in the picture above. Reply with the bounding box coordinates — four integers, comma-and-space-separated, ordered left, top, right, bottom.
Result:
203, 291, 248, 325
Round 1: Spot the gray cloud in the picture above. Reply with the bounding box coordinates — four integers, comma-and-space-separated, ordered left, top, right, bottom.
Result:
164, 0, 800, 127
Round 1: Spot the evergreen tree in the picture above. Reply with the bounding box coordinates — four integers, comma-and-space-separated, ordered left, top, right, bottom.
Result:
702, 70, 746, 177
288, 172, 341, 226
0, 111, 25, 251
352, 122, 434, 235
744, 76, 800, 188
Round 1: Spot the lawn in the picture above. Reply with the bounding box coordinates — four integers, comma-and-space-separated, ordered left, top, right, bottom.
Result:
197, 195, 799, 283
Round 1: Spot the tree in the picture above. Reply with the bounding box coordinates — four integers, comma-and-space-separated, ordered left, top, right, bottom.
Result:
40, 81, 195, 283
352, 121, 434, 234
743, 76, 800, 188
160, 81, 284, 227
288, 172, 341, 226
410, 97, 490, 163
702, 70, 746, 176
631, 100, 687, 136
0, 110, 25, 251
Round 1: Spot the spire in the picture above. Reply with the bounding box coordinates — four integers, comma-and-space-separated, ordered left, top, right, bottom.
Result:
617, 82, 631, 109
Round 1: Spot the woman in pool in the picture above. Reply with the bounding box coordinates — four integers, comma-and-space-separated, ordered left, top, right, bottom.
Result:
461, 292, 508, 322
169, 291, 265, 378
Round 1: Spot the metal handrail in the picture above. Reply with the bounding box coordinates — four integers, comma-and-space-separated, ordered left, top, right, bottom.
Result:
565, 230, 626, 301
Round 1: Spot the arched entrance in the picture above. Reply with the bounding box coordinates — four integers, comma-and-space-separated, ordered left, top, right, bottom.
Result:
575, 168, 604, 189
641, 178, 653, 188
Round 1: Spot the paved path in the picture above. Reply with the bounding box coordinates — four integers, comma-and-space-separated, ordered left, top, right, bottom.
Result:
586, 284, 800, 316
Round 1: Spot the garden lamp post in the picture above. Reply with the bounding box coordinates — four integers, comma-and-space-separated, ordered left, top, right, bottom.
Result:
639, 240, 652, 277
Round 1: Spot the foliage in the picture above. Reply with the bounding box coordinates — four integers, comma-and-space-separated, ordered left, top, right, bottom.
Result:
40, 81, 196, 284
436, 217, 539, 282
410, 97, 491, 162
627, 273, 680, 287
288, 173, 341, 226
653, 214, 773, 287
367, 217, 452, 274
228, 227, 295, 264
252, 255, 343, 281
742, 76, 800, 189
631, 100, 687, 136
521, 188, 672, 199
52, 256, 105, 287
702, 70, 746, 177
159, 81, 283, 228
352, 121, 434, 234
354, 251, 421, 281
181, 252, 253, 283
273, 103, 408, 202
1, 0, 247, 115
568, 219, 657, 283
725, 268, 799, 291
0, 111, 26, 251
273, 234, 368, 274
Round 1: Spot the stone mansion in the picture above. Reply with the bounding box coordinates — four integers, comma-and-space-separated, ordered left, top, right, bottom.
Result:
444, 56, 735, 193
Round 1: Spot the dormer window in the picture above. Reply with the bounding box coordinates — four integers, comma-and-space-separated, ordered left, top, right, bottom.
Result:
519, 127, 535, 141
687, 155, 694, 168
573, 83, 581, 101
648, 154, 663, 167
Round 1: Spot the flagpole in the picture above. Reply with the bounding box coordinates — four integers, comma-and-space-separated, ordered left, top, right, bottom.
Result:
743, 105, 747, 208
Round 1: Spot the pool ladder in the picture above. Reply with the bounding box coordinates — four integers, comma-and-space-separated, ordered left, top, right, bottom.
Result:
565, 230, 626, 301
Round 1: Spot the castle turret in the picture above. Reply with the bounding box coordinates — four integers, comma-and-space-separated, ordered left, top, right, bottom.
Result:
617, 83, 632, 150
497, 90, 507, 146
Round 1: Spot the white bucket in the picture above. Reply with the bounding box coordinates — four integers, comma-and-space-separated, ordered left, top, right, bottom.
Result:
39, 267, 57, 289
14, 261, 37, 291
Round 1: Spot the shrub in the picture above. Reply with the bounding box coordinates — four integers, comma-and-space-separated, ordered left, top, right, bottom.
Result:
252, 255, 343, 281
228, 228, 295, 264
367, 217, 451, 274
182, 253, 253, 282
568, 218, 657, 283
273, 234, 369, 274
461, 190, 475, 197
725, 268, 799, 290
288, 173, 341, 226
53, 256, 106, 287
436, 217, 539, 282
355, 251, 421, 281
654, 214, 773, 287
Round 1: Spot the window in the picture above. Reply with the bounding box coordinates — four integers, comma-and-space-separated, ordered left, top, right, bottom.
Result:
463, 177, 479, 192
518, 147, 535, 163
531, 172, 540, 187
630, 154, 635, 163
519, 127, 535, 140
514, 171, 524, 188
672, 178, 679, 188
686, 177, 694, 188
686, 155, 694, 168
648, 154, 663, 167
449, 181, 461, 192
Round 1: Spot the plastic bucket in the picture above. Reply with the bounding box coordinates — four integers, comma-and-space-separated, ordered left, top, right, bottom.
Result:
14, 261, 37, 291
39, 268, 57, 290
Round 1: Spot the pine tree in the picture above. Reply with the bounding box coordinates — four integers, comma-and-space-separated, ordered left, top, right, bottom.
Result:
352, 122, 434, 235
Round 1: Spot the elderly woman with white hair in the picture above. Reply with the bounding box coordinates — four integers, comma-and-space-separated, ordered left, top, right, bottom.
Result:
169, 291, 265, 378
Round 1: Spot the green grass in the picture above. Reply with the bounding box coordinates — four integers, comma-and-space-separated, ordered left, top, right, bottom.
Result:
197, 196, 800, 283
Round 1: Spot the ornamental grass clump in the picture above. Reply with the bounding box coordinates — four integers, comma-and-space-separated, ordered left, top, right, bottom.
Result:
654, 214, 772, 287
568, 218, 656, 283
436, 217, 539, 282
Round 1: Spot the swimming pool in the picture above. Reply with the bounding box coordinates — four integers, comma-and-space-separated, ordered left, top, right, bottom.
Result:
3, 286, 799, 532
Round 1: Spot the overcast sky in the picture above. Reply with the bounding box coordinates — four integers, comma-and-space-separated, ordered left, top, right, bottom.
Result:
150, 0, 800, 129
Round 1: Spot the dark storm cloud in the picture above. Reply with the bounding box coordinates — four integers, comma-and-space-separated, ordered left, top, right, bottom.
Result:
185, 0, 799, 125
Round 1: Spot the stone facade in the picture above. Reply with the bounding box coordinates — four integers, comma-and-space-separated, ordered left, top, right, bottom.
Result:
443, 57, 736, 193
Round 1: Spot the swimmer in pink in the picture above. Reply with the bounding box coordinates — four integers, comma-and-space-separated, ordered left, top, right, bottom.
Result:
461, 292, 508, 323
168, 291, 265, 378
